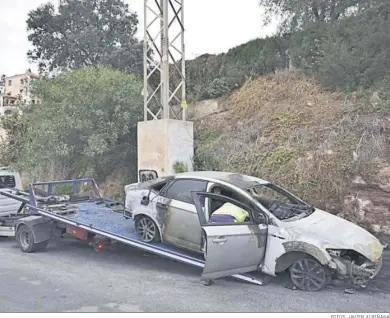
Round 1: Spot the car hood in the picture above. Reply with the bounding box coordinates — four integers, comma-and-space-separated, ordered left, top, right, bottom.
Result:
286, 209, 383, 262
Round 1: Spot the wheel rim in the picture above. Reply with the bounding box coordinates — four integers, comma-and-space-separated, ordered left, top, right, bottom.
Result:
136, 218, 156, 243
290, 259, 327, 292
20, 230, 31, 249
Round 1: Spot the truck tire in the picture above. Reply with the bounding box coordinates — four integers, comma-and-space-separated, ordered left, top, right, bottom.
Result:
16, 224, 49, 253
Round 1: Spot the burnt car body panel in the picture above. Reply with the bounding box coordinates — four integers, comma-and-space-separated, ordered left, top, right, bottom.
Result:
125, 171, 384, 286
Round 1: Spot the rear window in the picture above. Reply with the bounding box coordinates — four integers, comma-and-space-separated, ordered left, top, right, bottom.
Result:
0, 175, 16, 189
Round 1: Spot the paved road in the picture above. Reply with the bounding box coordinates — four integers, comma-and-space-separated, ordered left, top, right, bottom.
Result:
0, 237, 389, 312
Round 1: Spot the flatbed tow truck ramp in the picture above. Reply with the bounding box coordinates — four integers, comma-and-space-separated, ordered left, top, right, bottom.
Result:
0, 178, 265, 286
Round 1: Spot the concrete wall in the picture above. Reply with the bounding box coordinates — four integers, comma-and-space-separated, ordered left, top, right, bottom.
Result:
167, 120, 194, 174
137, 120, 168, 176
138, 119, 194, 178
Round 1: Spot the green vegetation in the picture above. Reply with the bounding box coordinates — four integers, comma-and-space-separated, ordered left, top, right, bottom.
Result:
185, 0, 390, 99
185, 37, 289, 101
0, 67, 143, 185
290, 1, 390, 90
172, 161, 189, 174
27, 0, 142, 74
53, 184, 74, 196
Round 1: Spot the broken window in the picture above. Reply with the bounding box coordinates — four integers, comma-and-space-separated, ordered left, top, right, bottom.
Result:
150, 180, 170, 192
248, 184, 314, 221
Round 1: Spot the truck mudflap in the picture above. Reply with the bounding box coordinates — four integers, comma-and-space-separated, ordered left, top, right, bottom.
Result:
15, 215, 57, 244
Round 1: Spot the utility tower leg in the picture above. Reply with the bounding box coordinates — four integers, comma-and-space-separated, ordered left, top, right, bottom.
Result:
138, 0, 193, 178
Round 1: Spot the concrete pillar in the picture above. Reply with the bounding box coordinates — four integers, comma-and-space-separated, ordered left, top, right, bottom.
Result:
137, 119, 194, 178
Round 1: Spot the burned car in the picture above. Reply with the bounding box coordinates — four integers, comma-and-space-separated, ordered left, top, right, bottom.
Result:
124, 171, 383, 291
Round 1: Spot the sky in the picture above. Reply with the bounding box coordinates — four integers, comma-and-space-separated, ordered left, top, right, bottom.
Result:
0, 0, 278, 76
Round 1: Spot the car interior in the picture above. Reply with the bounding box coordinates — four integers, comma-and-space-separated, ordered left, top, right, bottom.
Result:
150, 180, 169, 193
205, 184, 252, 222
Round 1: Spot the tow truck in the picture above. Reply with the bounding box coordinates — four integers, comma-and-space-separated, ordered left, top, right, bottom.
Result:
0, 178, 266, 286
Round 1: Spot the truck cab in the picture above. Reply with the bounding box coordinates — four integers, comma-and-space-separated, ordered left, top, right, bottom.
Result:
0, 167, 22, 216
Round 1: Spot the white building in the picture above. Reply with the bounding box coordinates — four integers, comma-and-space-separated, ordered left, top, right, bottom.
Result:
0, 71, 41, 117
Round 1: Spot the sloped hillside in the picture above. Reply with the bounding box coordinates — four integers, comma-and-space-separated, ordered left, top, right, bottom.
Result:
194, 71, 390, 243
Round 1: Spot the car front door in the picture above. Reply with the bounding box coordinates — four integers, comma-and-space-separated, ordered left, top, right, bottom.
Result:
191, 191, 268, 280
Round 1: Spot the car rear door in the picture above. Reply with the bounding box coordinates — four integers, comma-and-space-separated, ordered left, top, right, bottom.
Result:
191, 191, 268, 280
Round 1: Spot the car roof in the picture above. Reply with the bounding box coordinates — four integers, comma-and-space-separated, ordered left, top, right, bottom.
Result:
173, 171, 269, 189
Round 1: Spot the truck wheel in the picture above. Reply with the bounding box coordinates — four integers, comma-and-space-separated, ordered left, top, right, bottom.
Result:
135, 216, 160, 243
16, 225, 49, 253
289, 257, 329, 292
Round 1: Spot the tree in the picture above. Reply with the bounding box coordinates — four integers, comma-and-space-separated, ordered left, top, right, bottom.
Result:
12, 67, 143, 182
259, 0, 379, 32
290, 1, 390, 90
27, 0, 143, 74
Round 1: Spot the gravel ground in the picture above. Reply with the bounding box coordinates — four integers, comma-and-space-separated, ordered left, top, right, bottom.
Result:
0, 237, 389, 312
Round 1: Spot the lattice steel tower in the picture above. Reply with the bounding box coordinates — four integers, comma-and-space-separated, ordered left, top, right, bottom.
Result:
143, 0, 186, 121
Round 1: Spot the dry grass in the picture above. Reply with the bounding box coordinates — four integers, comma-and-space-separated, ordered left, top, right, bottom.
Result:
195, 71, 390, 213
230, 71, 341, 129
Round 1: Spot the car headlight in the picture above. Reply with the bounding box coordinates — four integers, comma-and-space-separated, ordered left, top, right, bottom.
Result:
326, 249, 342, 258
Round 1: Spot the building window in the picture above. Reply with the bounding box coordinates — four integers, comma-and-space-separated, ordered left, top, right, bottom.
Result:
8, 80, 11, 86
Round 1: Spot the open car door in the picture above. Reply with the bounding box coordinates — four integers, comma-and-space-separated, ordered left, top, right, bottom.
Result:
191, 191, 268, 280
138, 169, 158, 183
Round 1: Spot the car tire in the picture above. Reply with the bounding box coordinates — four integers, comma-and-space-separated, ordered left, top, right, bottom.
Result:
289, 257, 330, 292
135, 216, 160, 243
16, 224, 49, 253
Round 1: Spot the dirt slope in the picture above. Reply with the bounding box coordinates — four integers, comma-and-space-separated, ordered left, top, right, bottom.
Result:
195, 71, 390, 243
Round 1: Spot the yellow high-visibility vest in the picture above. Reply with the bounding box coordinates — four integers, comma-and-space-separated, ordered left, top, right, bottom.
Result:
212, 203, 249, 222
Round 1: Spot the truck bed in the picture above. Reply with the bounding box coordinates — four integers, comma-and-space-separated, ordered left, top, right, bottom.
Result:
66, 202, 204, 263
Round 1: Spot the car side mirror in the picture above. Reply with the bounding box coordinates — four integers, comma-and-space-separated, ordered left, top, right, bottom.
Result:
253, 211, 267, 225
141, 196, 150, 206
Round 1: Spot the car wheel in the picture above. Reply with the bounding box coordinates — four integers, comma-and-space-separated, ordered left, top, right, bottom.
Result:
289, 257, 329, 292
135, 216, 160, 243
